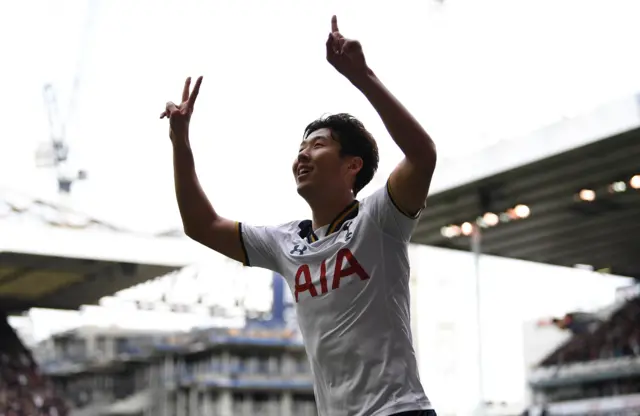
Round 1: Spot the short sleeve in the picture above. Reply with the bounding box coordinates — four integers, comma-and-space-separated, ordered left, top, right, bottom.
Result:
361, 180, 422, 242
238, 222, 281, 272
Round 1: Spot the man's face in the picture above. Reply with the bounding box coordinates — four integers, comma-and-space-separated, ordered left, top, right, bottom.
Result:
293, 128, 359, 198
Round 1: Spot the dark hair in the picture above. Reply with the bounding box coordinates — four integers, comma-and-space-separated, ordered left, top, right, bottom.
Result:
303, 113, 379, 196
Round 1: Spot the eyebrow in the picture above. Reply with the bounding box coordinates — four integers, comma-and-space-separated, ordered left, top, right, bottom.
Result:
299, 135, 331, 148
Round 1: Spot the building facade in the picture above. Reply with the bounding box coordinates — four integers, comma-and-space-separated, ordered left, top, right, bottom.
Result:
35, 325, 315, 416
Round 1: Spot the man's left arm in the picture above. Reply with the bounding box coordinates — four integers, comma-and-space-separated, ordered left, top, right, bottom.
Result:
355, 73, 437, 217
326, 16, 437, 217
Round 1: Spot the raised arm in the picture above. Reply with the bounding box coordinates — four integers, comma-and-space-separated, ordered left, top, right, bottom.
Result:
160, 77, 246, 263
326, 16, 437, 216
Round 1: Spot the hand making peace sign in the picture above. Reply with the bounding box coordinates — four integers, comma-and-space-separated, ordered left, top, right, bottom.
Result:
326, 16, 370, 83
160, 76, 203, 141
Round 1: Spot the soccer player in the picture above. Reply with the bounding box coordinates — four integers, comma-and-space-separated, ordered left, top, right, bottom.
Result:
161, 16, 438, 416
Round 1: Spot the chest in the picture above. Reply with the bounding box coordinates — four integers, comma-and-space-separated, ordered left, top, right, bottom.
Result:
279, 218, 379, 304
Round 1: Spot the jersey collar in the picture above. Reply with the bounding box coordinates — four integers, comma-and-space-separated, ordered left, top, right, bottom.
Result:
298, 200, 360, 243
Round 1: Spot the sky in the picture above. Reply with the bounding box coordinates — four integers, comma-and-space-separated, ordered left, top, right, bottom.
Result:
2, 0, 639, 231
2, 0, 640, 405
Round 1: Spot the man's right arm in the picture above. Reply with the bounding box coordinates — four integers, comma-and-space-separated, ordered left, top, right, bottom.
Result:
172, 139, 247, 264
172, 140, 282, 272
164, 76, 279, 271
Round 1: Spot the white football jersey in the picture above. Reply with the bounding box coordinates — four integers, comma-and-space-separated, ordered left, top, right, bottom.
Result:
239, 183, 431, 416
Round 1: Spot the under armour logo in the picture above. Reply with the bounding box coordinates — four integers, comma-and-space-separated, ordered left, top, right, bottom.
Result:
290, 244, 308, 255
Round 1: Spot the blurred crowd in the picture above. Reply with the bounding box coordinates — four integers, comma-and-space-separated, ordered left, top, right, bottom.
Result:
0, 318, 67, 416
542, 296, 640, 366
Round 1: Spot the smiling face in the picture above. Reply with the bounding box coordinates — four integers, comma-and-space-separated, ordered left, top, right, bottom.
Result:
293, 127, 363, 201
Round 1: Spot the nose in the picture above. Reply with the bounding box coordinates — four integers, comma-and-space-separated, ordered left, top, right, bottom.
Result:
297, 149, 311, 163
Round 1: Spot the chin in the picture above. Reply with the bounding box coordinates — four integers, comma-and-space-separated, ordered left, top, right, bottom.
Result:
296, 181, 315, 199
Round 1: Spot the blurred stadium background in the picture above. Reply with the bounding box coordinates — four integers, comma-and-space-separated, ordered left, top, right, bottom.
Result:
1, 1, 639, 415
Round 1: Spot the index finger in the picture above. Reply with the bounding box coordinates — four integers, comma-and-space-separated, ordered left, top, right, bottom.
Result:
331, 15, 339, 33
187, 76, 203, 107
182, 77, 191, 102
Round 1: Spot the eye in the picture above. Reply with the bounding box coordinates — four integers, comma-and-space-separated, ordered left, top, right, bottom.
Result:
313, 143, 324, 149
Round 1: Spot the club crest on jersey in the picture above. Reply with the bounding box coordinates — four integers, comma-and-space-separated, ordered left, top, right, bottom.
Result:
290, 244, 308, 255
342, 220, 354, 241
293, 248, 369, 303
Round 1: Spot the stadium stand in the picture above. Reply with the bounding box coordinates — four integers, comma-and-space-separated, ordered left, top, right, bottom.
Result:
0, 312, 68, 416
416, 94, 640, 281
540, 295, 640, 367
528, 294, 640, 415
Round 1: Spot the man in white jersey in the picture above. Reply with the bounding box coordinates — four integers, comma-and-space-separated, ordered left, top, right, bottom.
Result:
161, 16, 438, 416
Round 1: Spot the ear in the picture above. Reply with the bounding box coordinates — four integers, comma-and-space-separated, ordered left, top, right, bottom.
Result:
347, 157, 364, 175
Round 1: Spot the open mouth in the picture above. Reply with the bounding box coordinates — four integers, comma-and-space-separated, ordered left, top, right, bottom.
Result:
297, 166, 312, 179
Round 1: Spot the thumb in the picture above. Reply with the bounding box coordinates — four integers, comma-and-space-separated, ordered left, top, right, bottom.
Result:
165, 101, 179, 116
160, 101, 178, 119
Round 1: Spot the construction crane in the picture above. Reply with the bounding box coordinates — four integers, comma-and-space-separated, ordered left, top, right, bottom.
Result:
36, 0, 98, 195
39, 83, 87, 194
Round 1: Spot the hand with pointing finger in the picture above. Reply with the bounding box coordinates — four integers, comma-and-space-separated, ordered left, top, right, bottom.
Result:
160, 76, 203, 142
326, 16, 371, 85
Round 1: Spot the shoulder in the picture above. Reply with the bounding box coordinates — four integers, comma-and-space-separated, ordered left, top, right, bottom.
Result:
238, 219, 306, 270
272, 220, 305, 235
360, 181, 420, 218
357, 183, 390, 218
356, 181, 421, 241
241, 220, 304, 241
359, 186, 385, 209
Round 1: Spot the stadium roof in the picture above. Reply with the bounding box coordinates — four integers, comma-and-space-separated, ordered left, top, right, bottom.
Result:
414, 92, 640, 279
0, 191, 206, 313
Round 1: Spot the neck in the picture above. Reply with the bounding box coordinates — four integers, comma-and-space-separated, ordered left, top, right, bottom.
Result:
307, 190, 355, 230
